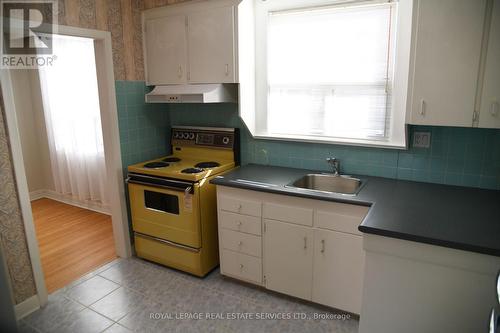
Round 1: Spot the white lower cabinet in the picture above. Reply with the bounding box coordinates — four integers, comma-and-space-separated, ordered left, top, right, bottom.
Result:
216, 186, 368, 314
263, 219, 313, 300
312, 229, 364, 314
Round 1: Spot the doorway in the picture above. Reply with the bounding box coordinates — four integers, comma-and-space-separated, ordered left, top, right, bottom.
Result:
12, 34, 115, 293
1, 25, 131, 312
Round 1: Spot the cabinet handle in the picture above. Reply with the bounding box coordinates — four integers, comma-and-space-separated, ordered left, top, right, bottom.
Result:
239, 264, 244, 270
238, 241, 243, 247
178, 65, 182, 78
472, 111, 479, 122
420, 99, 426, 116
491, 102, 499, 117
321, 239, 325, 253
225, 64, 229, 76
303, 237, 307, 250
237, 204, 242, 212
237, 221, 242, 228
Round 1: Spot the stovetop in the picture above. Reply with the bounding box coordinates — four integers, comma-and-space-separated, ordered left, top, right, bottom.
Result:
127, 126, 239, 182
127, 155, 236, 182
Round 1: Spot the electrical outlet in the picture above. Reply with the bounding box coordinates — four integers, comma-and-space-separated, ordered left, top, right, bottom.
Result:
413, 132, 431, 148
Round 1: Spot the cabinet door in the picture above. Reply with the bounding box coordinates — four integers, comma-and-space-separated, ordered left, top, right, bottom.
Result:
144, 15, 187, 85
263, 219, 313, 300
312, 229, 364, 314
479, 0, 500, 128
187, 6, 235, 83
410, 0, 486, 126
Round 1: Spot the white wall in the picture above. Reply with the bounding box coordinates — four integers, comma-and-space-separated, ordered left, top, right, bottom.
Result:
10, 70, 54, 194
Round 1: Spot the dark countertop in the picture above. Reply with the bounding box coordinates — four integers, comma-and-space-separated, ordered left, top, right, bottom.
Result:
211, 164, 500, 257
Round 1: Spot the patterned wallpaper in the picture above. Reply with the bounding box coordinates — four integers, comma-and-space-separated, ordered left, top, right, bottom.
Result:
0, 96, 37, 305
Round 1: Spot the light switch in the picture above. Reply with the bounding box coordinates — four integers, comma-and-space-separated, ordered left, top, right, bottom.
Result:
413, 132, 431, 148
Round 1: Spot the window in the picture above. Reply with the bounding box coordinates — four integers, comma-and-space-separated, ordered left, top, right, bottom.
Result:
249, 0, 411, 148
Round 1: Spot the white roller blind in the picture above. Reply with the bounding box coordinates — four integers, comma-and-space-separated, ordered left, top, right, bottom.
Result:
267, 2, 395, 141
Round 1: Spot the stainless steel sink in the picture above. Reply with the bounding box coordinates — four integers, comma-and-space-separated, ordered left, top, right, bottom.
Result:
286, 174, 365, 196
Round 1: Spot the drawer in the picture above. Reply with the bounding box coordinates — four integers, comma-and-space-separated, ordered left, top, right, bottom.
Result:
221, 249, 262, 285
220, 229, 262, 257
219, 211, 261, 236
134, 234, 205, 277
314, 205, 369, 235
263, 202, 313, 226
219, 195, 261, 217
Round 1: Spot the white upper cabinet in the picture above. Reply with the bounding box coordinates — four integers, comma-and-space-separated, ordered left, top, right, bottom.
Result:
187, 6, 235, 83
409, 0, 487, 126
144, 15, 187, 85
479, 0, 500, 128
143, 1, 241, 86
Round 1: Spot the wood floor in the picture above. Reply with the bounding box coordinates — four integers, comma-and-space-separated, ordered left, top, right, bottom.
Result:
31, 198, 116, 293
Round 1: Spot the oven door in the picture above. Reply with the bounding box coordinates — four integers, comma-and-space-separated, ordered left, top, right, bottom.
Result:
127, 174, 201, 248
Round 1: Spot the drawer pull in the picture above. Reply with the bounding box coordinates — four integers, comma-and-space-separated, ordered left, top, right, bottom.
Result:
237, 221, 242, 228
240, 264, 244, 270
321, 239, 325, 253
238, 204, 242, 212
238, 241, 243, 247
304, 237, 307, 250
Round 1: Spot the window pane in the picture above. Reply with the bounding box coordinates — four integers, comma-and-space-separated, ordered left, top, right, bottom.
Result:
267, 3, 394, 140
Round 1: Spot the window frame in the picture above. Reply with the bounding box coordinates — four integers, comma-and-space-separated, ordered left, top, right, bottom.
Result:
251, 0, 413, 149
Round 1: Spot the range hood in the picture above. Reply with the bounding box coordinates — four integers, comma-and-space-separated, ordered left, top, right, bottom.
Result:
145, 84, 237, 103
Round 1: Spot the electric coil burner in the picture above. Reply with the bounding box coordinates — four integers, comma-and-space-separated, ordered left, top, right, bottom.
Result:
163, 157, 181, 162
127, 126, 239, 277
195, 161, 220, 168
181, 167, 204, 174
143, 161, 169, 169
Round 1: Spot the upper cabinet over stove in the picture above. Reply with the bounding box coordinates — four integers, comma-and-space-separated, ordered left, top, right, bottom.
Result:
142, 0, 253, 86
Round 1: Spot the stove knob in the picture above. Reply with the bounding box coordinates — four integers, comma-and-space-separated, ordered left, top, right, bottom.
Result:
189, 133, 195, 140
183, 132, 189, 139
222, 136, 230, 145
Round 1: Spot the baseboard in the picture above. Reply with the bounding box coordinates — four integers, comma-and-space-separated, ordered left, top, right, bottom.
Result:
29, 190, 111, 215
29, 190, 46, 201
15, 295, 40, 320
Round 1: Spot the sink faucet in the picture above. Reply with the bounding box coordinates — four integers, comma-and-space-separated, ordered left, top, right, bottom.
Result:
326, 157, 340, 176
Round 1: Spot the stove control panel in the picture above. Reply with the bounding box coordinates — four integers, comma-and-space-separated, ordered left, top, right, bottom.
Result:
171, 127, 237, 150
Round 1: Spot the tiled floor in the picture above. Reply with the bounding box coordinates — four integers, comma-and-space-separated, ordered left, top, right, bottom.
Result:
20, 257, 359, 333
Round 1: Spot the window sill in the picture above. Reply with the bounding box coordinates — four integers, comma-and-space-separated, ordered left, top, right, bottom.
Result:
253, 132, 408, 150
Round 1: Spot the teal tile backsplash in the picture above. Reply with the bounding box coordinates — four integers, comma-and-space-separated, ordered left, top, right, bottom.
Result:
116, 81, 500, 190
115, 81, 170, 172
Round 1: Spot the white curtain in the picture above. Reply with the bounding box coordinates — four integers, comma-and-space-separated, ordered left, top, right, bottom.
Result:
38, 34, 108, 205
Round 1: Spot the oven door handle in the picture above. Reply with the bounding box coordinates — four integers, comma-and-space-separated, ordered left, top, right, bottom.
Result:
135, 232, 200, 253
126, 175, 194, 194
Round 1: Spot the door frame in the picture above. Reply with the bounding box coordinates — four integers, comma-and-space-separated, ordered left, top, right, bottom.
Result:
0, 25, 132, 313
